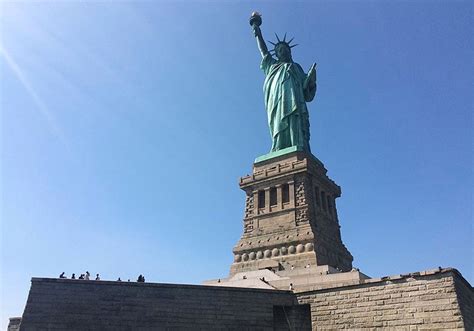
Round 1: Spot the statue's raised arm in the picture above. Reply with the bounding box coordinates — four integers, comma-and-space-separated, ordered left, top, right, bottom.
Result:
249, 12, 269, 58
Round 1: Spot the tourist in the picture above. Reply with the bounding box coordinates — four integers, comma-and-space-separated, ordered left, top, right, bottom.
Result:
95, 274, 100, 281
59, 272, 66, 279
78, 274, 85, 280
85, 271, 90, 280
117, 277, 122, 282
289, 283, 294, 291
71, 273, 76, 279
260, 277, 268, 284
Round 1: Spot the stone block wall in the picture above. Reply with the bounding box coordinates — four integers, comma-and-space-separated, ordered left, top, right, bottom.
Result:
273, 304, 312, 331
232, 152, 353, 276
454, 270, 474, 329
7, 318, 21, 331
296, 268, 473, 330
19, 278, 301, 330
15, 269, 472, 330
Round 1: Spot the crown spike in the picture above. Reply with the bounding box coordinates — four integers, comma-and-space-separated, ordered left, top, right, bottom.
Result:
283, 33, 287, 42
288, 37, 294, 44
274, 33, 281, 42
268, 40, 276, 46
289, 44, 299, 48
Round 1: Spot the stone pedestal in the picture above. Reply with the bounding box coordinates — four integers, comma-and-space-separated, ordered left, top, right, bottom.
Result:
230, 151, 353, 276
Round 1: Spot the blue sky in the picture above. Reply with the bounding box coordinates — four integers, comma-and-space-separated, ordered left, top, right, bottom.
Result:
1, 1, 472, 327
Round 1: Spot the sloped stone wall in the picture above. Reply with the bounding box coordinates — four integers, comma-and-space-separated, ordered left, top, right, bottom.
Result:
19, 278, 301, 330
296, 268, 472, 330
454, 271, 474, 329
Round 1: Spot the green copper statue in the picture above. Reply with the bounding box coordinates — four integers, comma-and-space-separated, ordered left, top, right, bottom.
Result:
250, 12, 317, 153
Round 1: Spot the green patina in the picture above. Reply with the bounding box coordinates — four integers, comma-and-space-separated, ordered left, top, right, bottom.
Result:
250, 12, 317, 158
254, 146, 303, 163
254, 146, 324, 167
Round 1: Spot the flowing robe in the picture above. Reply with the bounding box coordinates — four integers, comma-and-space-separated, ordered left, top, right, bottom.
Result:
261, 54, 316, 152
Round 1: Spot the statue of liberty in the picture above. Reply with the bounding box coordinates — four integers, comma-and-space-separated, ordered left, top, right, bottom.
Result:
250, 12, 317, 153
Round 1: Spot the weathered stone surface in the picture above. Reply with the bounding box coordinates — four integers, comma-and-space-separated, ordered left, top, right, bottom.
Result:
296, 268, 473, 330
231, 151, 353, 276
19, 278, 305, 330
7, 318, 21, 331
454, 270, 474, 329
17, 268, 472, 330
273, 304, 312, 331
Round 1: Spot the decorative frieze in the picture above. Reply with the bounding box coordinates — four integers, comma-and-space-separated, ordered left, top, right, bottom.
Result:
243, 219, 254, 234
295, 178, 307, 207
233, 241, 315, 263
296, 208, 309, 225
244, 193, 254, 218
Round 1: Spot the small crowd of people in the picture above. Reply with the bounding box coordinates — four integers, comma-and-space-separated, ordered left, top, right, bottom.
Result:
59, 272, 146, 283
59, 271, 100, 280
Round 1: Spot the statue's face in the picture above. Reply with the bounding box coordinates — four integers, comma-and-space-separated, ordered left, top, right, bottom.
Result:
276, 44, 291, 62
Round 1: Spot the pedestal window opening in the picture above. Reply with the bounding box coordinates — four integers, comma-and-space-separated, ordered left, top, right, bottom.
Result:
282, 184, 290, 204
258, 190, 266, 209
270, 187, 277, 206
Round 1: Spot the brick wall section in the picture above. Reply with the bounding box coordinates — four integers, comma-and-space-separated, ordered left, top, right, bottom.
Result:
454, 271, 474, 329
274, 304, 312, 330
16, 270, 472, 330
19, 278, 300, 330
296, 268, 473, 330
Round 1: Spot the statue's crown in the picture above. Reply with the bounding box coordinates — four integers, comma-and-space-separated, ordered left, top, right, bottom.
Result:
269, 33, 298, 55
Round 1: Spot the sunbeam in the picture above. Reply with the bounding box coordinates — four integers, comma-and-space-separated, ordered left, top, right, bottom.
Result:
0, 46, 70, 151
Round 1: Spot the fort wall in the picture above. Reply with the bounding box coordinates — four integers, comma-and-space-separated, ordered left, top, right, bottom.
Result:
296, 268, 472, 330
18, 278, 303, 330
14, 268, 472, 330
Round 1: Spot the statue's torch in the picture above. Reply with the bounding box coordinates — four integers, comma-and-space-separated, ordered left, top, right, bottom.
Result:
249, 11, 262, 28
